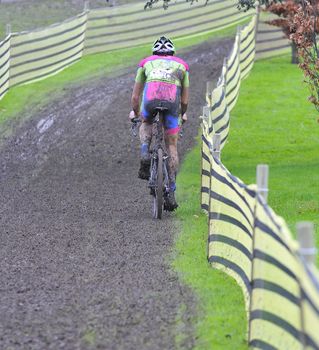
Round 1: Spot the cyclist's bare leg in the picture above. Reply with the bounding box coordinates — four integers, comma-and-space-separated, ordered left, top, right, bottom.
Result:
139, 121, 152, 147
165, 133, 179, 187
138, 121, 152, 180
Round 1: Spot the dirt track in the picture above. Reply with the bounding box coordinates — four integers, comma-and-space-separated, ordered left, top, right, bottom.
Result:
0, 39, 232, 349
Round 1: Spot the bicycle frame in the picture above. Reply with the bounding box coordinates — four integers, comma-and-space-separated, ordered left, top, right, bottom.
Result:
130, 109, 171, 218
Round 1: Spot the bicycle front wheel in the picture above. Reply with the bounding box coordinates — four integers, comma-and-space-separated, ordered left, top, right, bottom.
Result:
153, 148, 163, 219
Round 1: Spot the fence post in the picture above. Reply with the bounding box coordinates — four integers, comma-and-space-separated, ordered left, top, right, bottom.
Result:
223, 57, 228, 88
254, 5, 260, 63
206, 81, 214, 106
256, 164, 269, 203
212, 133, 221, 161
202, 105, 210, 132
237, 25, 242, 46
248, 164, 269, 344
296, 221, 316, 348
84, 1, 90, 11
206, 133, 213, 260
255, 4, 261, 35
207, 133, 221, 260
6, 24, 11, 36
208, 132, 221, 221
202, 106, 210, 123
201, 106, 211, 212
297, 222, 317, 264
237, 25, 242, 78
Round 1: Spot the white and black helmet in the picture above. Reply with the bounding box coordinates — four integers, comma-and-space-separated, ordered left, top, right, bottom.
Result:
152, 36, 175, 55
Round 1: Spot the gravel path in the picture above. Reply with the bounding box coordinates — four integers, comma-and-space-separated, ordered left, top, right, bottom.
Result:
0, 38, 232, 349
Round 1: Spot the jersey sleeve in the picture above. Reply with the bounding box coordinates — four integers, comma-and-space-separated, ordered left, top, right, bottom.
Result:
182, 70, 189, 88
135, 66, 146, 84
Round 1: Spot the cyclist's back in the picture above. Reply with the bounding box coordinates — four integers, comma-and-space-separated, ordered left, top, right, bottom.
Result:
136, 54, 189, 133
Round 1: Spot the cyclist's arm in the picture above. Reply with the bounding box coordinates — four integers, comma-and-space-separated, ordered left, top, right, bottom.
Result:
131, 82, 144, 116
181, 87, 189, 115
181, 70, 189, 115
131, 66, 146, 116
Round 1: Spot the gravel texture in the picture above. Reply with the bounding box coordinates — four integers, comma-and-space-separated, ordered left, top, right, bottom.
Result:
0, 38, 232, 349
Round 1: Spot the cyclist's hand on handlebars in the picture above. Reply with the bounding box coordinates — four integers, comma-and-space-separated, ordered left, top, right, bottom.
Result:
130, 111, 140, 137
129, 110, 139, 123
181, 113, 187, 124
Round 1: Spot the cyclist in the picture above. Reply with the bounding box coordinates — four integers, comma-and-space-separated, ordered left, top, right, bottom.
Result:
129, 36, 189, 211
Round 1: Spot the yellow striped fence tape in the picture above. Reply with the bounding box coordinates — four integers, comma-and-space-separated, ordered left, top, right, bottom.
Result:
201, 12, 319, 350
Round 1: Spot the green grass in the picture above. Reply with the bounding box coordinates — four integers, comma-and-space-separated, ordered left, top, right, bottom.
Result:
81, 329, 97, 347
173, 54, 319, 349
0, 19, 248, 129
226, 55, 319, 254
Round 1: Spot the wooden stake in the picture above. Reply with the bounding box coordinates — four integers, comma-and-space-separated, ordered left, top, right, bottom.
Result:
213, 133, 221, 160
256, 164, 268, 203
6, 24, 11, 36
297, 222, 316, 264
202, 106, 210, 124
206, 81, 214, 102
84, 1, 90, 11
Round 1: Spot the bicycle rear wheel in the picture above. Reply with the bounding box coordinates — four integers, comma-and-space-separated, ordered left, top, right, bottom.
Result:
153, 148, 163, 219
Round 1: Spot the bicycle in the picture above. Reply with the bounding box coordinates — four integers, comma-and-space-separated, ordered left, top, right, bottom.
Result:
131, 106, 170, 219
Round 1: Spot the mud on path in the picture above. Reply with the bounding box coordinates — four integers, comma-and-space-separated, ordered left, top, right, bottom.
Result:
0, 39, 232, 349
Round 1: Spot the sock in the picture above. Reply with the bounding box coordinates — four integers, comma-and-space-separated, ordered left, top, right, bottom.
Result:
169, 182, 176, 192
141, 143, 149, 157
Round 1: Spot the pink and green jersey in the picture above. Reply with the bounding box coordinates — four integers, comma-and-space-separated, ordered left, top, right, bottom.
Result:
135, 55, 189, 103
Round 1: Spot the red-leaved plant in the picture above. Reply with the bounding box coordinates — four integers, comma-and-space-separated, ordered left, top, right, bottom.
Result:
266, 0, 319, 113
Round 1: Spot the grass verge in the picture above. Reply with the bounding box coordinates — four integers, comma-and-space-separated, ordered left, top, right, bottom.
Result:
226, 54, 319, 255
173, 54, 319, 348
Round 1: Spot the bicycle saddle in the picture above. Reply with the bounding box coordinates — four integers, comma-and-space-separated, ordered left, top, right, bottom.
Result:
154, 106, 169, 112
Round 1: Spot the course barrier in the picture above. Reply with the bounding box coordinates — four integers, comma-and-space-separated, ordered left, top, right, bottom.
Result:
0, 0, 253, 102
201, 14, 319, 350
84, 0, 252, 54
0, 0, 294, 103
255, 12, 290, 60
0, 35, 10, 99
201, 14, 256, 211
9, 12, 88, 87
0, 0, 290, 103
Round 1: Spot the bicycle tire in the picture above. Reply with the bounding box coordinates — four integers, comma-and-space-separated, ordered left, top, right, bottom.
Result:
153, 148, 163, 219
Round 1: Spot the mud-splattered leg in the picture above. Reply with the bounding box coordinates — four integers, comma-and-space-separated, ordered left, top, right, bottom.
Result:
165, 133, 179, 191
139, 121, 152, 159
137, 121, 153, 180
